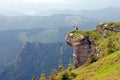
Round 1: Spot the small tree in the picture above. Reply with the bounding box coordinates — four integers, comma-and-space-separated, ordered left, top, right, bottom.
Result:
32, 76, 39, 80
61, 71, 77, 80
39, 71, 46, 80
32, 76, 36, 80
49, 69, 57, 80
58, 59, 63, 72
67, 59, 75, 71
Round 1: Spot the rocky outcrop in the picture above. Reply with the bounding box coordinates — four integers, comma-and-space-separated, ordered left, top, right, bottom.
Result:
65, 32, 96, 68
96, 22, 120, 37
97, 22, 120, 32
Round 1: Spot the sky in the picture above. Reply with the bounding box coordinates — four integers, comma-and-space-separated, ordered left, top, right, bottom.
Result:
0, 0, 120, 15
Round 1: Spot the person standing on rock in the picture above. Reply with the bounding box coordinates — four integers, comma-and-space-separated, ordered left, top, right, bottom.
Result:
73, 26, 78, 30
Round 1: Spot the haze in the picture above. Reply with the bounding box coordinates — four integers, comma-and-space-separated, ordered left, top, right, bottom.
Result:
0, 0, 120, 15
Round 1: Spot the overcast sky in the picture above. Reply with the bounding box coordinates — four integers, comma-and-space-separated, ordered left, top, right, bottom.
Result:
0, 0, 120, 15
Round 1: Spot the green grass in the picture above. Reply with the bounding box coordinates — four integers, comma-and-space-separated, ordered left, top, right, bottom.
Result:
106, 22, 120, 29
72, 51, 120, 80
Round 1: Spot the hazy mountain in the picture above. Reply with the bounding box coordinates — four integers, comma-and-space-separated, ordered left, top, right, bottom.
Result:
0, 30, 22, 73
0, 14, 98, 30
0, 7, 120, 31
0, 42, 72, 80
40, 7, 120, 22
78, 7, 120, 21
1, 7, 120, 22
56, 7, 120, 21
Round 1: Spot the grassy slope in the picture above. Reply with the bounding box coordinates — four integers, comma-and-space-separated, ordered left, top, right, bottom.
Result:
73, 50, 120, 80
66, 22, 120, 80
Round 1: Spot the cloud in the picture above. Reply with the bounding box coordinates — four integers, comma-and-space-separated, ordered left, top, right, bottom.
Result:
0, 0, 120, 15
0, 0, 77, 11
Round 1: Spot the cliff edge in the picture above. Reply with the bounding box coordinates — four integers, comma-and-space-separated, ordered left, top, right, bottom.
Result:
65, 22, 120, 68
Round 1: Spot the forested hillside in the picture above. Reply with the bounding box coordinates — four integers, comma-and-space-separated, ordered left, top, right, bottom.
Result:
0, 42, 73, 80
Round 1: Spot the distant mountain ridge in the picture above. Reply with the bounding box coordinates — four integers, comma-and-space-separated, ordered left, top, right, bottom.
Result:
0, 14, 98, 30
58, 7, 120, 21
1, 7, 120, 21
0, 7, 120, 30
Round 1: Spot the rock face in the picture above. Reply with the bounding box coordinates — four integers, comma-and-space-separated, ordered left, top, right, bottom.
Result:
65, 33, 93, 68
97, 22, 120, 32
96, 22, 120, 38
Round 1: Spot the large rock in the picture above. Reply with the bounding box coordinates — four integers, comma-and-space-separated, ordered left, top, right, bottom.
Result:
96, 22, 120, 37
65, 31, 96, 68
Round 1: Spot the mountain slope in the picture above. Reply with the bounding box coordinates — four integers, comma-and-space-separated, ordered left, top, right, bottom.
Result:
0, 42, 73, 80
0, 27, 70, 73
73, 50, 120, 80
